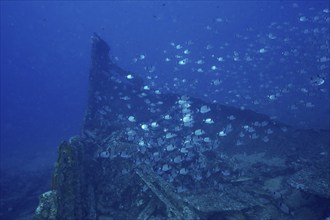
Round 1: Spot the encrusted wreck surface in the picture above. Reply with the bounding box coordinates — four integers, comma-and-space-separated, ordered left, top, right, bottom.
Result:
35, 34, 330, 220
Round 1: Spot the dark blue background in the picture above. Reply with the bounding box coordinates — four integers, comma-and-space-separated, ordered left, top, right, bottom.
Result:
1, 1, 329, 170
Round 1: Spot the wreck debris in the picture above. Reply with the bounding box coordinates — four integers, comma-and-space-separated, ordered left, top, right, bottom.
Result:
135, 167, 199, 220
35, 191, 57, 220
287, 164, 330, 199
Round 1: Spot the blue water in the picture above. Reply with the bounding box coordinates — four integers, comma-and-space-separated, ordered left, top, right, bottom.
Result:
0, 1, 329, 217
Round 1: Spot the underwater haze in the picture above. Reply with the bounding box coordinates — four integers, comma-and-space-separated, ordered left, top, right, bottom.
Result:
0, 1, 329, 219
1, 1, 330, 167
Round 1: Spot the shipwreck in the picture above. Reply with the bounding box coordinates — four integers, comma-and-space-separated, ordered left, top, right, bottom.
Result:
35, 34, 330, 220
